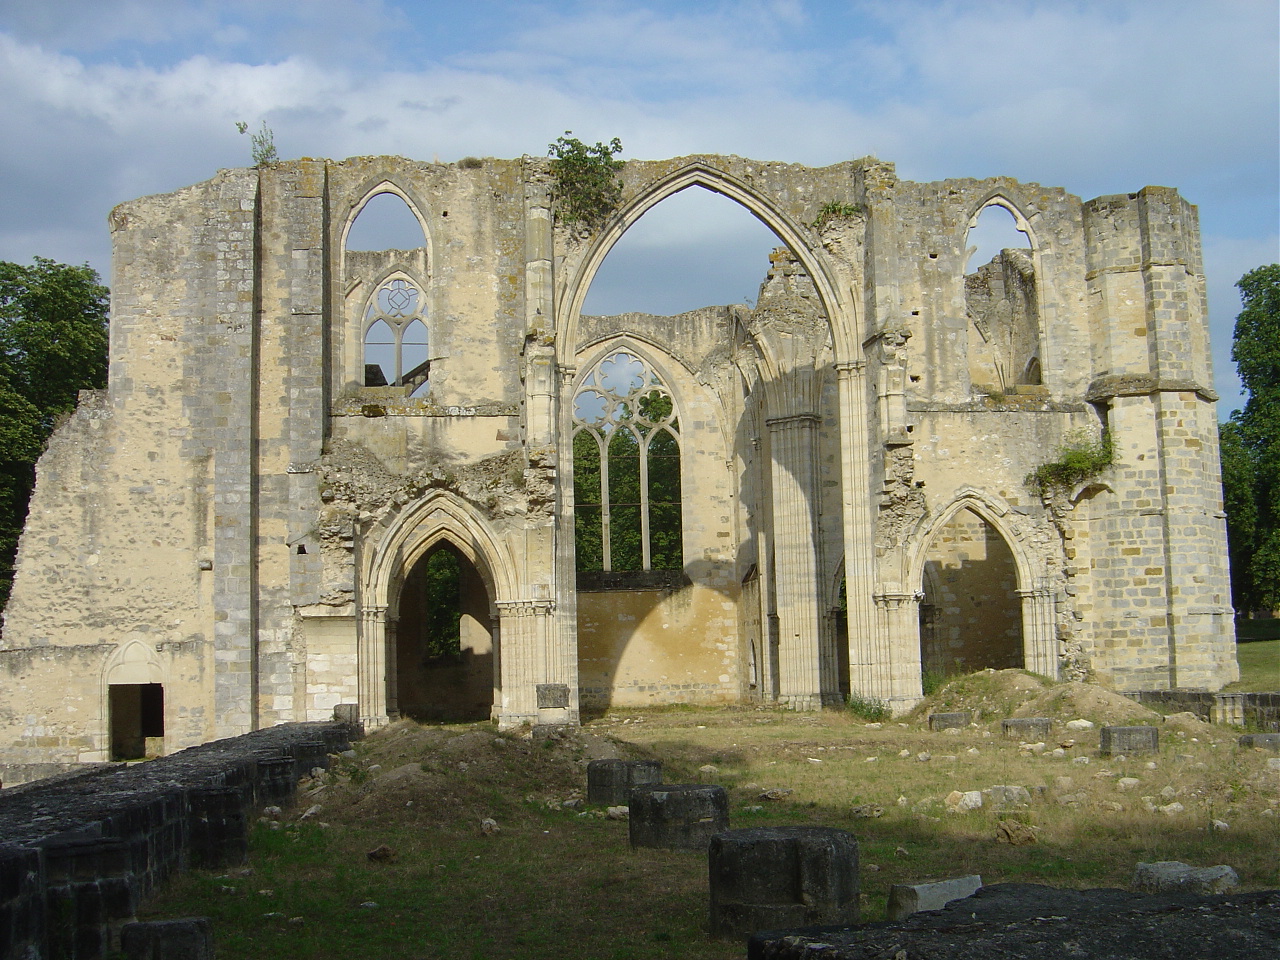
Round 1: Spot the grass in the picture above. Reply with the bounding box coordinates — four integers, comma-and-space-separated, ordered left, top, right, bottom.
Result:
1227, 636, 1280, 692
140, 692, 1280, 960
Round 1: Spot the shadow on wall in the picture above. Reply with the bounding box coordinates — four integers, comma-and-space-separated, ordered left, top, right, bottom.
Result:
919, 507, 1023, 678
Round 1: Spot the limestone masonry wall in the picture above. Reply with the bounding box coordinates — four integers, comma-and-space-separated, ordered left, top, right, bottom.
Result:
0, 153, 1236, 777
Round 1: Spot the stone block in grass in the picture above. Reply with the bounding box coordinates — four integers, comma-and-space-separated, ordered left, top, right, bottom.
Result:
629, 784, 727, 850
586, 758, 663, 805
1100, 726, 1158, 756
709, 826, 859, 937
1002, 718, 1051, 740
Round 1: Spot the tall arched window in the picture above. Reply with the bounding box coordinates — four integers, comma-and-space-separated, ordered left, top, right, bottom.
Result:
363, 276, 430, 396
573, 351, 682, 572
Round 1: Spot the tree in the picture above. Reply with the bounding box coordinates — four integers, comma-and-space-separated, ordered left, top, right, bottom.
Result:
1221, 263, 1280, 614
0, 258, 109, 610
547, 132, 625, 230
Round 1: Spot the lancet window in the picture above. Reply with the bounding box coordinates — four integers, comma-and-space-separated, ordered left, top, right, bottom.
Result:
572, 351, 683, 572
363, 276, 430, 396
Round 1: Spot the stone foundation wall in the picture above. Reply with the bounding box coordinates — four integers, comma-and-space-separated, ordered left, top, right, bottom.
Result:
0, 720, 357, 960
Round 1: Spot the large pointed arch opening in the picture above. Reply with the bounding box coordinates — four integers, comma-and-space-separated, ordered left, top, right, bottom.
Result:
563, 167, 857, 714
918, 505, 1024, 678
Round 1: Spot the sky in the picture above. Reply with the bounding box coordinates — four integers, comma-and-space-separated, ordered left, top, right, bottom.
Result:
0, 0, 1275, 411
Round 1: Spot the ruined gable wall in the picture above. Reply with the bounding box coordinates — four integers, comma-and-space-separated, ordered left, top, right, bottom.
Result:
2, 169, 262, 757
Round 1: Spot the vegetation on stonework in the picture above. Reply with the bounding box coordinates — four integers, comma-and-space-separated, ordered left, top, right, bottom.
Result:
810, 200, 864, 230
141, 689, 1280, 960
843, 692, 890, 722
1025, 429, 1113, 496
547, 132, 625, 230
0, 258, 109, 611
1220, 264, 1280, 615
236, 120, 279, 166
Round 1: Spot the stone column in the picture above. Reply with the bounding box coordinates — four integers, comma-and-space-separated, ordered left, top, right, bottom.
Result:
874, 590, 922, 706
357, 604, 388, 728
384, 615, 400, 720
496, 599, 554, 728
767, 413, 825, 709
1019, 580, 1057, 679
837, 359, 887, 704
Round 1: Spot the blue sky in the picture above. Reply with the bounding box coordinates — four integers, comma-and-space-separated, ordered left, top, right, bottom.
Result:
1, 0, 1275, 409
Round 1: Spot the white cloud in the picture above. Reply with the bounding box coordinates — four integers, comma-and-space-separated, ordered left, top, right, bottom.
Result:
0, 0, 1273, 409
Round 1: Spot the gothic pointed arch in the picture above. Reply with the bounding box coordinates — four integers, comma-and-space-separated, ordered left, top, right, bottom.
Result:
570, 345, 685, 576
557, 162, 859, 363
906, 488, 1058, 679
365, 490, 516, 612
339, 179, 433, 263
964, 194, 1045, 395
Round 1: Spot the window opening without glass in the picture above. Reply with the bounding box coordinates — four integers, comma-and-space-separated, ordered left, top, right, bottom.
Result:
363, 277, 432, 396
573, 351, 682, 572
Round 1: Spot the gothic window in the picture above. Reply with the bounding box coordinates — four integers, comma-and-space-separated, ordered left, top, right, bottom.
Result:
573, 351, 683, 572
363, 277, 431, 396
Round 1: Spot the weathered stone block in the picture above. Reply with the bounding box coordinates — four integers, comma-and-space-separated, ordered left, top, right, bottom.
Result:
1133, 861, 1238, 896
536, 684, 570, 708
121, 917, 214, 960
708, 826, 859, 937
887, 875, 983, 920
929, 712, 971, 731
629, 784, 728, 850
586, 758, 662, 806
1100, 726, 1158, 756
1002, 718, 1051, 740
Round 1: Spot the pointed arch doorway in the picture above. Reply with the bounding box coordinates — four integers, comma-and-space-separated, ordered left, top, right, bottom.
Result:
393, 541, 496, 722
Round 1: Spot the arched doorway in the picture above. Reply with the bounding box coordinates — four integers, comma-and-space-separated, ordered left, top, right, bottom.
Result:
918, 506, 1023, 678
394, 542, 496, 722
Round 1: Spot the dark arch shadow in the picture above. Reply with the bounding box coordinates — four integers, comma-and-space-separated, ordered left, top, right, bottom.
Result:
393, 541, 496, 722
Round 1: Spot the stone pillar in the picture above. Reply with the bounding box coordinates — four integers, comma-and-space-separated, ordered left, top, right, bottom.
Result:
496, 599, 554, 729
384, 615, 400, 720
838, 359, 888, 704
1019, 579, 1058, 679
767, 413, 825, 710
357, 604, 388, 728
874, 589, 922, 706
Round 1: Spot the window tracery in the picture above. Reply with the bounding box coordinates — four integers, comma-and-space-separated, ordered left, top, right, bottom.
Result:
572, 351, 682, 572
363, 276, 431, 396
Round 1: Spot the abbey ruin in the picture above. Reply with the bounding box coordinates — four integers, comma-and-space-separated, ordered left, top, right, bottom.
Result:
0, 153, 1237, 779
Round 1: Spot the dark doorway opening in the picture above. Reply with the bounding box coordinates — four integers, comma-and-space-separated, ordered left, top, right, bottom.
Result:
109, 682, 164, 760
919, 507, 1024, 680
395, 544, 495, 722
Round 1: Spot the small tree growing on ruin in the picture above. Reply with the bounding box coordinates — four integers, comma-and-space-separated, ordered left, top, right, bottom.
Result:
547, 132, 624, 230
237, 120, 279, 166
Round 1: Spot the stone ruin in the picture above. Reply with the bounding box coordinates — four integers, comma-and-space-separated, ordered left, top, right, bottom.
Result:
0, 152, 1236, 779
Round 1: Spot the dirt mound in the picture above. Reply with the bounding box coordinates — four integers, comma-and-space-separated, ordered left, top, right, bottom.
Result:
918, 669, 1052, 720
291, 721, 635, 831
1015, 682, 1158, 726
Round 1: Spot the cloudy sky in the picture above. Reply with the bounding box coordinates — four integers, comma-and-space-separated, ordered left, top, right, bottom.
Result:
1, 0, 1275, 410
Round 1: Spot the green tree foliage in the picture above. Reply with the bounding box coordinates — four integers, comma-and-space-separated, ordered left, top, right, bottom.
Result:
0, 258, 109, 609
421, 549, 463, 660
547, 132, 625, 230
1222, 264, 1280, 613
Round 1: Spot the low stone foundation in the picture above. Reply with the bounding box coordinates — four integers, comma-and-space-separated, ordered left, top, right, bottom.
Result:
0, 721, 358, 960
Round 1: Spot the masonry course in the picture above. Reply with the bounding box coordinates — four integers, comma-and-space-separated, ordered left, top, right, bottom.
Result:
0, 153, 1235, 777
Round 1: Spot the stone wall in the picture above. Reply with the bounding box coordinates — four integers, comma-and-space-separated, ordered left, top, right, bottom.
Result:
0, 153, 1236, 771
0, 720, 356, 960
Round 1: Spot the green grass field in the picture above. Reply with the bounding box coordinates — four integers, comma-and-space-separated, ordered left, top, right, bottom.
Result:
141, 677, 1280, 960
1229, 635, 1280, 692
